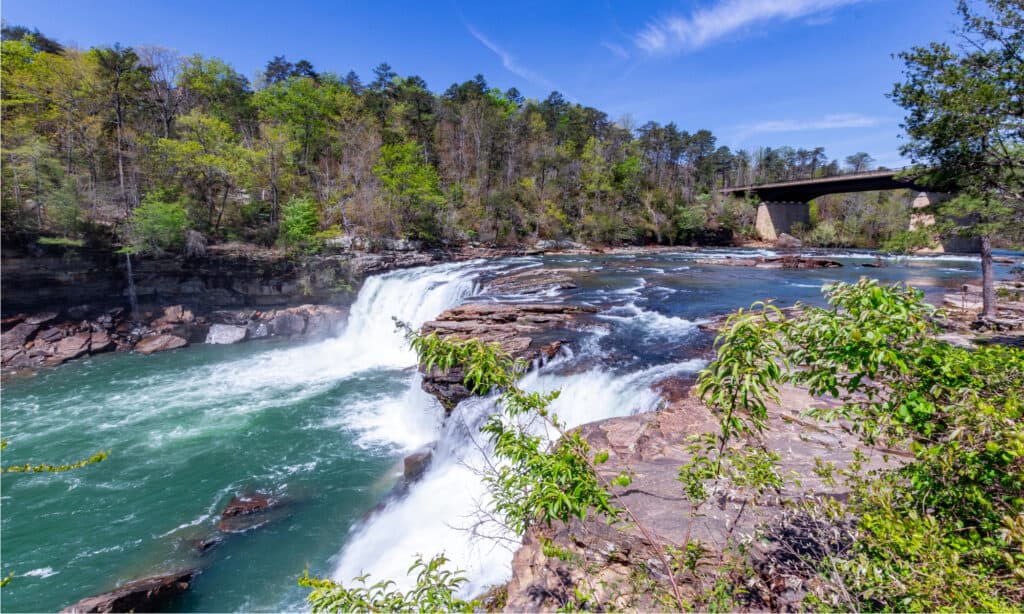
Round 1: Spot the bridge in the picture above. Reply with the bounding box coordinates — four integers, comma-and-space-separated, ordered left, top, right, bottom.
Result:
718, 169, 974, 252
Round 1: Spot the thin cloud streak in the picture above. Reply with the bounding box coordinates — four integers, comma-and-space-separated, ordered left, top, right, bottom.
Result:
635, 0, 865, 54
733, 113, 884, 142
466, 24, 557, 92
601, 41, 630, 59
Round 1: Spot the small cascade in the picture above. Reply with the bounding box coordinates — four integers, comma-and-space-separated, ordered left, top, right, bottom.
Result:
125, 252, 139, 320
331, 346, 708, 598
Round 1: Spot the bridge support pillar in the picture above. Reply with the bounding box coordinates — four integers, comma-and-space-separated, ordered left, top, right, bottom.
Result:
755, 201, 810, 241
909, 192, 980, 253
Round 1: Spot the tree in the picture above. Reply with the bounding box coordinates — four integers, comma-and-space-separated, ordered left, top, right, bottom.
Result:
151, 110, 259, 232
373, 139, 444, 239
890, 0, 1024, 318
91, 44, 151, 211
843, 152, 875, 173
127, 188, 189, 253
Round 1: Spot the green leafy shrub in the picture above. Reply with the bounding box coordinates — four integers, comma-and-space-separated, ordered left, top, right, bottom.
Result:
299, 554, 474, 613
280, 196, 320, 246
127, 189, 189, 254
702, 279, 1024, 611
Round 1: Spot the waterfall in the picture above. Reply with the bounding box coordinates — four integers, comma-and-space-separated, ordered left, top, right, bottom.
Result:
332, 342, 707, 597
125, 252, 139, 320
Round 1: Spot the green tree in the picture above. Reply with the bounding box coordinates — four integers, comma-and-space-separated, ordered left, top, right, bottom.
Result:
151, 110, 259, 232
127, 188, 189, 254
890, 0, 1024, 317
279, 195, 320, 245
373, 140, 444, 239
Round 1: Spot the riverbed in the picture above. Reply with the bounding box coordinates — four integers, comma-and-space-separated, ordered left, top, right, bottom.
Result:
1, 248, 1016, 612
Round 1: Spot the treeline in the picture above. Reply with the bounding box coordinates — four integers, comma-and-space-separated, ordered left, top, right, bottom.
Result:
1, 26, 895, 251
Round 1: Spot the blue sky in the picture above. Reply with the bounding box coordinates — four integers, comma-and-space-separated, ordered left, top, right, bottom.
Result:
3, 0, 960, 167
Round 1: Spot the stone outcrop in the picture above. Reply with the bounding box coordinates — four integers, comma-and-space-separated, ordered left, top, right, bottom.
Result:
695, 255, 841, 269
60, 570, 196, 613
484, 269, 578, 296
205, 323, 248, 344
419, 303, 597, 410
504, 384, 895, 612
1, 303, 347, 371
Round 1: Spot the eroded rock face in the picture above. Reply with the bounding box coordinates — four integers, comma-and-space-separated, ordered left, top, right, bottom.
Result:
419, 303, 597, 410
503, 384, 896, 612
60, 570, 195, 613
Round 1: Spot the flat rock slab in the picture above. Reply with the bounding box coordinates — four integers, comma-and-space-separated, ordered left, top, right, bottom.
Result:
134, 334, 188, 355
61, 570, 195, 613
420, 303, 597, 410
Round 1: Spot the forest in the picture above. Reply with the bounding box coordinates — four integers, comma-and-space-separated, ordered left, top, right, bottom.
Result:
1, 24, 907, 253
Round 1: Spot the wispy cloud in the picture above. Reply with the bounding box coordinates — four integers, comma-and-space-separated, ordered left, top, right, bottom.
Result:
601, 41, 630, 59
466, 24, 557, 91
635, 0, 864, 54
734, 113, 883, 142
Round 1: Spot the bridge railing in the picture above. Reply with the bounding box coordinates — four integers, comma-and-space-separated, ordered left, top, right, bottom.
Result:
723, 165, 915, 191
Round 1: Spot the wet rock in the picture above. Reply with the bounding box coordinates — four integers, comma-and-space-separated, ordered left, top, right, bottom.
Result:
403, 448, 433, 483
60, 569, 196, 613
420, 303, 596, 410
194, 535, 224, 555
267, 311, 306, 337
205, 324, 248, 345
90, 331, 115, 353
775, 233, 802, 249
218, 492, 281, 533
134, 334, 188, 355
46, 332, 91, 365
2, 322, 40, 348
485, 269, 578, 296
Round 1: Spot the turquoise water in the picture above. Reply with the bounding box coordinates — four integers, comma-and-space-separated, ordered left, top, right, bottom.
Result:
1, 342, 413, 612
1, 250, 1018, 612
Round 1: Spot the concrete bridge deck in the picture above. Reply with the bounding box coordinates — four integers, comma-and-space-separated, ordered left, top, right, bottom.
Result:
720, 168, 926, 202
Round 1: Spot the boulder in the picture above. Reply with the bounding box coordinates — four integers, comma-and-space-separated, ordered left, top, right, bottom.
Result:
46, 332, 91, 365
61, 571, 195, 613
90, 331, 115, 353
267, 311, 306, 337
403, 448, 433, 483
2, 322, 39, 348
205, 324, 248, 345
775, 233, 802, 249
218, 492, 281, 533
134, 334, 188, 355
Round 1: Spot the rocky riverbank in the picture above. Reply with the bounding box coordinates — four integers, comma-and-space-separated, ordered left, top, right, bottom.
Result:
0, 303, 345, 371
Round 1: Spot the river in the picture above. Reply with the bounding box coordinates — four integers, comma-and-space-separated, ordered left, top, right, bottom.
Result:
1, 248, 1015, 612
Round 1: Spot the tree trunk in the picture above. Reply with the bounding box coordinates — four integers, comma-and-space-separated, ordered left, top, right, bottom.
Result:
980, 235, 997, 319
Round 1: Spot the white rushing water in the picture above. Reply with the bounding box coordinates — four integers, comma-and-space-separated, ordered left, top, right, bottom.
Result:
332, 330, 707, 597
